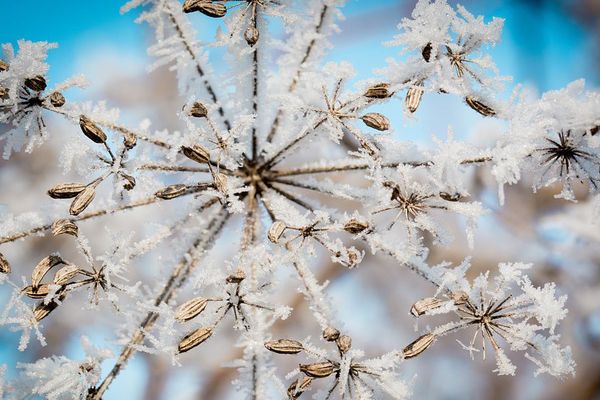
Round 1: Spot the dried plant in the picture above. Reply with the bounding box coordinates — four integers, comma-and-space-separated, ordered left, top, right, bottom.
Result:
0, 0, 598, 399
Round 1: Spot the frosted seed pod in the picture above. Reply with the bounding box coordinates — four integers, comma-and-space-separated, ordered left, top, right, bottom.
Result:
422, 42, 432, 62
405, 83, 424, 113
175, 297, 209, 322
345, 248, 362, 268
226, 270, 246, 283
22, 284, 50, 299
287, 376, 312, 399
188, 101, 208, 118
343, 219, 369, 234
465, 96, 496, 117
451, 291, 469, 305
410, 297, 445, 317
69, 185, 96, 216
155, 184, 188, 200
47, 183, 86, 199
439, 192, 461, 202
590, 125, 599, 135
336, 335, 352, 353
121, 173, 136, 191
49, 92, 65, 107
0, 87, 7, 99
402, 333, 435, 359
177, 327, 213, 353
0, 60, 8, 72
322, 327, 340, 341
53, 264, 80, 286
79, 115, 107, 143
51, 219, 78, 237
244, 26, 259, 46
364, 83, 392, 99
182, 144, 210, 164
214, 173, 228, 194
182, 1, 227, 18
123, 131, 137, 149
33, 299, 61, 322
0, 253, 11, 274
268, 221, 287, 244
361, 113, 390, 131
24, 75, 47, 92
299, 362, 336, 378
31, 255, 64, 288
264, 339, 304, 354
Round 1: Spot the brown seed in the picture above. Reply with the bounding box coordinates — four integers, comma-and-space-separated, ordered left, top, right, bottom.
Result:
22, 284, 50, 299
344, 248, 361, 268
299, 362, 336, 378
361, 113, 390, 131
244, 26, 259, 46
49, 92, 65, 107
123, 131, 137, 149
322, 327, 340, 342
32, 255, 64, 288
47, 183, 86, 199
0, 253, 10, 274
33, 297, 63, 322
53, 264, 80, 286
422, 42, 432, 62
439, 192, 461, 202
410, 297, 445, 317
121, 173, 136, 191
287, 376, 313, 399
188, 101, 208, 118
451, 291, 469, 305
24, 75, 47, 92
343, 219, 369, 234
0, 60, 8, 72
364, 83, 392, 99
214, 173, 228, 194
590, 125, 599, 136
226, 270, 246, 284
79, 115, 107, 143
177, 327, 213, 353
51, 219, 79, 237
268, 221, 287, 244
405, 82, 424, 113
264, 339, 304, 354
402, 333, 436, 359
336, 335, 352, 353
155, 184, 188, 200
69, 185, 96, 216
465, 96, 496, 117
184, 2, 227, 18
0, 87, 7, 99
182, 144, 210, 164
175, 297, 209, 322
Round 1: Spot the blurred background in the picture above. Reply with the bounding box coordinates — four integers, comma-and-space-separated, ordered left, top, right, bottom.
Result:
1, 1, 599, 399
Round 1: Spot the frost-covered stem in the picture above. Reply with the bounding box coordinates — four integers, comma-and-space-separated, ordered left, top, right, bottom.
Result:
265, 3, 330, 144
292, 258, 335, 329
250, 3, 260, 160
376, 245, 441, 288
272, 177, 361, 199
88, 202, 229, 400
265, 182, 315, 211
137, 164, 210, 173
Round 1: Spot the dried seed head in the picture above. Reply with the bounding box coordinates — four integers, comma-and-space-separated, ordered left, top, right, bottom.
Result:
175, 297, 209, 322
439, 192, 461, 202
123, 131, 137, 149
47, 183, 86, 199
69, 185, 96, 216
51, 219, 79, 237
410, 297, 445, 317
322, 327, 340, 342
183, 0, 227, 17
23, 284, 50, 299
49, 92, 65, 107
465, 96, 496, 117
214, 173, 228, 194
264, 339, 304, 354
336, 335, 352, 353
121, 173, 136, 191
422, 42, 432, 62
402, 333, 436, 359
177, 327, 213, 353
299, 362, 336, 378
364, 83, 392, 99
361, 113, 390, 131
32, 255, 64, 288
343, 219, 369, 234
182, 144, 211, 164
244, 26, 259, 46
0, 253, 11, 274
155, 184, 188, 200
188, 101, 208, 118
268, 221, 287, 244
287, 376, 313, 399
24, 75, 47, 92
226, 270, 246, 284
405, 83, 424, 113
451, 291, 469, 305
79, 115, 107, 144
53, 264, 80, 286
0, 60, 8, 72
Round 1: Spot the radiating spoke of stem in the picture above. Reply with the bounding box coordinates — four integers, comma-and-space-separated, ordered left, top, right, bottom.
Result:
138, 164, 210, 173
271, 177, 359, 199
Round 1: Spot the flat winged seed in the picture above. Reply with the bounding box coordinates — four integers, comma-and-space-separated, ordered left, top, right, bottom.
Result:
226, 270, 245, 283
365, 83, 392, 99
336, 335, 352, 353
299, 362, 336, 378
79, 115, 107, 143
197, 3, 227, 18
451, 291, 469, 305
24, 75, 47, 92
47, 183, 86, 199
322, 327, 340, 341
121, 173, 136, 191
361, 113, 389, 131
244, 26, 259, 46
53, 264, 80, 286
49, 92, 65, 107
405, 84, 424, 113
177, 327, 213, 353
175, 297, 208, 322
264, 339, 304, 354
0, 87, 7, 99
465, 96, 496, 117
287, 376, 313, 399
23, 284, 50, 299
123, 131, 137, 149
0, 253, 10, 274
51, 219, 78, 237
214, 173, 228, 194
343, 219, 369, 234
590, 125, 599, 135
32, 255, 64, 288
0, 60, 8, 72
268, 221, 287, 244
33, 300, 61, 322
182, 145, 210, 164
155, 184, 188, 200
188, 101, 208, 118
69, 185, 96, 216
410, 297, 445, 317
439, 192, 461, 202
422, 42, 432, 62
402, 333, 436, 359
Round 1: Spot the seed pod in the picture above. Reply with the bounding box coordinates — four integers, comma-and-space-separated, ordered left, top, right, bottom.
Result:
123, 131, 137, 149
183, 0, 227, 17
49, 92, 65, 107
188, 101, 208, 118
182, 144, 210, 164
177, 327, 213, 353
322, 326, 340, 342
32, 255, 64, 288
0, 60, 8, 72
175, 297, 209, 322
0, 87, 7, 99
590, 125, 599, 136
336, 335, 352, 353
121, 173, 136, 191
268, 221, 287, 244
364, 83, 392, 99
343, 219, 369, 234
22, 284, 50, 299
299, 362, 336, 378
465, 96, 495, 117
265, 339, 304, 354
344, 248, 361, 268
79, 115, 107, 143
53, 264, 80, 286
33, 297, 63, 322
287, 376, 313, 399
69, 185, 96, 216
402, 333, 436, 359
244, 26, 259, 46
405, 82, 424, 113
51, 219, 79, 237
422, 42, 432, 62
226, 270, 246, 284
439, 192, 461, 202
410, 297, 445, 317
47, 183, 86, 199
24, 75, 47, 92
361, 113, 390, 131
155, 184, 188, 200
0, 253, 10, 274
451, 291, 469, 305
214, 173, 228, 194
